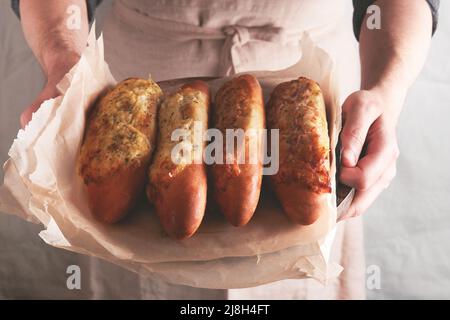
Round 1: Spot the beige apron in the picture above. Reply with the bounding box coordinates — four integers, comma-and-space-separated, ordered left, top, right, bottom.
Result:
98, 0, 365, 299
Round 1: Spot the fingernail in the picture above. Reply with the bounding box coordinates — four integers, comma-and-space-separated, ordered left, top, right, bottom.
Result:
342, 149, 356, 167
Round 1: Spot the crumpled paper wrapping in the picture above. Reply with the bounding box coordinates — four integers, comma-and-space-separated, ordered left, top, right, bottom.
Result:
0, 25, 352, 289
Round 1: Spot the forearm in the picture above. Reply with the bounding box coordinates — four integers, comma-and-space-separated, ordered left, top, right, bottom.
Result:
359, 0, 433, 122
20, 0, 89, 82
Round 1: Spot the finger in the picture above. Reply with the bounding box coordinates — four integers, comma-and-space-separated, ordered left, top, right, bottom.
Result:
338, 160, 397, 221
340, 127, 398, 191
340, 92, 381, 167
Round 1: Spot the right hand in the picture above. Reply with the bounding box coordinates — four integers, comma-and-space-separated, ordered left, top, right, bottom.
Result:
20, 80, 60, 128
20, 53, 80, 129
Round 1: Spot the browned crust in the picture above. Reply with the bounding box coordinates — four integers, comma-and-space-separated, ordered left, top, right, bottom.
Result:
78, 78, 162, 223
182, 80, 210, 97
266, 77, 331, 225
212, 165, 262, 226
273, 183, 330, 225
212, 75, 265, 226
147, 164, 207, 239
147, 81, 210, 239
87, 156, 150, 223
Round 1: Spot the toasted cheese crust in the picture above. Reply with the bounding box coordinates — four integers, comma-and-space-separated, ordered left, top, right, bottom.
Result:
213, 74, 265, 176
147, 81, 209, 239
79, 78, 162, 185
148, 86, 208, 189
267, 77, 331, 193
214, 75, 265, 140
212, 74, 265, 226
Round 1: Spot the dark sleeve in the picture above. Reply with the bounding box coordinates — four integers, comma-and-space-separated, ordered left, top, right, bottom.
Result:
10, 0, 102, 24
352, 0, 440, 41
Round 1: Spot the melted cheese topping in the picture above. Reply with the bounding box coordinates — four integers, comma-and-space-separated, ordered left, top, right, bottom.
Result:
79, 78, 162, 184
267, 77, 331, 193
214, 75, 264, 171
149, 87, 208, 187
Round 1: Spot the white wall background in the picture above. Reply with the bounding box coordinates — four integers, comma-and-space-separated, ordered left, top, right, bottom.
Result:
0, 0, 449, 299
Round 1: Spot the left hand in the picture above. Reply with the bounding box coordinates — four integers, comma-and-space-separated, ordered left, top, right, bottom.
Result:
338, 89, 401, 221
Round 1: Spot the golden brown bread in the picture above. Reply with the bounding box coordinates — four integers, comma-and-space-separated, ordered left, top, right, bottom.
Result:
211, 74, 265, 226
266, 77, 331, 225
78, 78, 162, 223
147, 81, 209, 239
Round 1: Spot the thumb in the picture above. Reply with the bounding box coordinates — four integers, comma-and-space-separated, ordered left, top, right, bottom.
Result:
340, 91, 381, 167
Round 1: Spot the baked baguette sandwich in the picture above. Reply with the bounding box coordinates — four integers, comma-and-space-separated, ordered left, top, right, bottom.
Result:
266, 77, 331, 225
211, 75, 265, 226
147, 81, 210, 239
78, 78, 162, 223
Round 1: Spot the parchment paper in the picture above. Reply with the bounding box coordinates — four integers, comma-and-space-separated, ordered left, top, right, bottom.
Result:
0, 25, 353, 289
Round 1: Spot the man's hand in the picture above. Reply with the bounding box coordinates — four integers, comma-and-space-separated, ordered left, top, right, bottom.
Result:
339, 89, 400, 220
18, 0, 88, 128
20, 81, 59, 129
19, 53, 80, 128
339, 0, 434, 220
